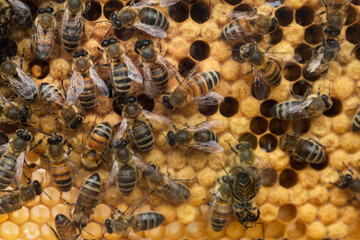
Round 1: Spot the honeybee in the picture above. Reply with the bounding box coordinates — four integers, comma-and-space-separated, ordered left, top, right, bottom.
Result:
81, 122, 112, 170
60, 0, 89, 52
40, 82, 83, 130
162, 68, 223, 111
0, 55, 39, 103
0, 93, 32, 126
48, 214, 81, 240
32, 2, 57, 60
0, 0, 11, 38
166, 120, 224, 153
306, 38, 340, 74
270, 88, 333, 120
66, 49, 109, 110
99, 38, 142, 98
330, 163, 360, 202
8, 0, 32, 28
109, 2, 169, 38
279, 133, 326, 164
134, 39, 179, 97
322, 0, 351, 38
221, 8, 278, 42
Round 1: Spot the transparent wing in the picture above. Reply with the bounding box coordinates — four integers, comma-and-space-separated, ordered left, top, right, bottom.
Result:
89, 66, 109, 97
0, 92, 9, 105
192, 141, 224, 153
156, 53, 178, 78
106, 160, 119, 191
8, 66, 39, 102
113, 117, 128, 142
326, 0, 351, 14
252, 66, 268, 100
181, 64, 199, 85
254, 154, 269, 170
15, 151, 25, 185
306, 54, 323, 73
185, 120, 222, 131
142, 63, 159, 97
35, 23, 55, 60
0, 143, 10, 154
131, 0, 158, 8
160, 0, 180, 7
133, 156, 155, 175
143, 109, 172, 125
134, 23, 167, 38
8, 0, 31, 19
66, 71, 84, 105
229, 11, 257, 20
123, 54, 143, 84
206, 189, 233, 229
265, 52, 301, 63
191, 92, 225, 105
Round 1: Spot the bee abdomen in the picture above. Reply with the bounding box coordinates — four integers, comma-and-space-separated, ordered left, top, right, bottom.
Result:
193, 130, 218, 143
210, 200, 232, 232
62, 20, 83, 52
0, 193, 21, 214
139, 7, 169, 31
79, 78, 96, 110
186, 71, 221, 98
88, 122, 112, 153
270, 101, 310, 120
263, 61, 281, 87
295, 139, 326, 164
117, 165, 137, 196
151, 63, 169, 90
76, 173, 101, 212
130, 212, 165, 232
221, 19, 250, 41
51, 161, 72, 192
40, 83, 66, 113
112, 63, 132, 96
0, 154, 17, 189
130, 121, 154, 152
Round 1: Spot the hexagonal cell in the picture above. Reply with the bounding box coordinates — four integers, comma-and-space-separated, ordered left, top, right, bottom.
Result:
292, 119, 311, 134
346, 23, 360, 44
83, 0, 102, 21
225, 0, 242, 5
114, 28, 135, 41
287, 221, 307, 239
28, 60, 50, 79
269, 118, 288, 136
198, 104, 218, 116
295, 6, 314, 26
278, 204, 297, 222
279, 169, 298, 188
294, 43, 313, 64
260, 99, 278, 118
259, 134, 278, 152
349, 221, 360, 239
233, 3, 253, 13
169, 1, 189, 23
178, 57, 196, 78
231, 42, 246, 63
302, 65, 321, 82
251, 81, 271, 100
290, 156, 308, 170
103, 0, 124, 20
269, 28, 283, 45
190, 41, 210, 61
137, 94, 155, 112
310, 155, 329, 171
345, 5, 358, 25
219, 97, 239, 117
323, 97, 342, 117
0, 38, 17, 57
265, 220, 286, 238
291, 80, 312, 97
304, 25, 323, 45
261, 168, 278, 187
190, 2, 210, 24
275, 7, 293, 27
239, 132, 258, 149
265, 0, 284, 7
250, 117, 268, 135
283, 62, 301, 81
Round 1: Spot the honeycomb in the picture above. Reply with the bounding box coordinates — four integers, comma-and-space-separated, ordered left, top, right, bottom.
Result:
1, 0, 360, 239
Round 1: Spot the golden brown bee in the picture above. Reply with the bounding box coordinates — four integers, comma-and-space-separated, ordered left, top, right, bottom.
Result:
9, 0, 32, 28
279, 133, 327, 164
48, 214, 81, 240
0, 0, 12, 38
40, 82, 83, 130
32, 2, 57, 60
323, 0, 351, 38
0, 93, 32, 126
0, 55, 39, 103
352, 107, 360, 132
66, 49, 109, 110
330, 163, 360, 202
81, 122, 112, 170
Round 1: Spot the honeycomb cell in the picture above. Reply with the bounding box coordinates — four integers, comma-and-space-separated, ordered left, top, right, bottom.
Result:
345, 5, 358, 25
233, 3, 253, 13
178, 57, 197, 77
239, 132, 258, 149
292, 118, 310, 134
292, 80, 312, 97
260, 99, 278, 118
219, 97, 239, 117
279, 169, 298, 188
9, 207, 29, 225
349, 221, 360, 239
165, 221, 185, 240
294, 43, 313, 64
137, 94, 155, 112
302, 65, 321, 82
304, 24, 323, 45
275, 7, 293, 27
278, 204, 297, 222
198, 104, 218, 116
269, 28, 283, 45
259, 134, 277, 152
103, 0, 123, 20
20, 222, 40, 239
0, 221, 19, 239
310, 155, 329, 171
28, 59, 49, 79
283, 62, 301, 81
190, 2, 210, 24
261, 168, 278, 187
185, 221, 204, 238
83, 0, 102, 21
323, 97, 342, 117
190, 41, 210, 61
114, 28, 135, 41
265, 220, 285, 238
269, 118, 288, 135
225, 0, 242, 5
250, 116, 268, 135
287, 221, 307, 239
0, 38, 17, 57
346, 23, 360, 44
265, 0, 284, 7
251, 81, 271, 100
30, 204, 50, 224
169, 2, 189, 23
295, 6, 314, 26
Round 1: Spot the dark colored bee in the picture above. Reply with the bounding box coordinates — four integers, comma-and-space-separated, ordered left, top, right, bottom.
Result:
47, 214, 81, 240
0, 93, 31, 126
9, 0, 32, 28
330, 163, 360, 202
322, 0, 351, 38
0, 0, 12, 38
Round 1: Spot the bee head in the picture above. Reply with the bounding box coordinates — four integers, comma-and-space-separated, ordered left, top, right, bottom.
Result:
134, 39, 153, 53
324, 27, 341, 38
110, 12, 122, 28
69, 114, 83, 130
0, 55, 7, 65
113, 138, 129, 148
236, 141, 251, 150
20, 106, 30, 124
269, 17, 279, 33
167, 131, 175, 146
73, 49, 88, 58
104, 219, 113, 233
122, 96, 137, 104
239, 43, 256, 59
48, 133, 63, 145
101, 38, 118, 48
33, 180, 43, 195
321, 94, 333, 109
68, 0, 82, 13
162, 94, 174, 110
16, 129, 33, 142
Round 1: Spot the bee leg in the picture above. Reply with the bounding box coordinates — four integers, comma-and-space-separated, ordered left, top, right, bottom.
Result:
343, 162, 354, 175
24, 160, 38, 170
224, 140, 238, 154
46, 224, 61, 240
20, 48, 25, 70
330, 181, 346, 190
60, 197, 75, 206
29, 138, 43, 151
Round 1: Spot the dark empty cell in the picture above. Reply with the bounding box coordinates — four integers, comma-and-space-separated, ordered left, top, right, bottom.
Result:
295, 6, 314, 26
346, 23, 360, 44
184, 0, 198, 3
260, 99, 278, 118
269, 28, 283, 45
190, 2, 210, 24
103, 0, 124, 20
261, 168, 278, 187
190, 41, 210, 61
283, 62, 301, 81
345, 6, 358, 25
275, 7, 293, 27
251, 81, 271, 100
302, 66, 321, 82
0, 132, 8, 145
292, 80, 312, 97
233, 4, 253, 13
225, 0, 242, 5
22, 0, 38, 18
0, 38, 17, 57
178, 57, 196, 78
220, 97, 239, 117
353, 0, 360, 5
250, 117, 268, 135
323, 97, 342, 117
278, 204, 297, 222
169, 1, 189, 23
231, 42, 245, 63
354, 45, 360, 61
290, 156, 308, 170
279, 169, 298, 188
292, 119, 310, 134
266, 0, 284, 7
198, 104, 218, 116
114, 27, 135, 41
83, 0, 102, 21
28, 60, 49, 79
269, 118, 288, 135
239, 132, 258, 149
137, 94, 154, 112
112, 96, 123, 115
0, 123, 17, 134
310, 155, 329, 171
259, 134, 278, 152
304, 25, 323, 45
52, 0, 65, 2
294, 43, 312, 64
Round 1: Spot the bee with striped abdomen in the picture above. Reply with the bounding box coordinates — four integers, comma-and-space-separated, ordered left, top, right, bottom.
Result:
0, 93, 32, 127
0, 0, 12, 38
81, 121, 112, 170
32, 2, 57, 60
99, 38, 142, 98
279, 133, 326, 164
322, 0, 351, 38
66, 49, 109, 110
40, 82, 83, 130
8, 0, 32, 28
0, 55, 38, 103
48, 214, 82, 240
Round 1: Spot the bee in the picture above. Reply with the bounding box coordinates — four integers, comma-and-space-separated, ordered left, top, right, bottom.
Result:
48, 214, 81, 240
8, 0, 32, 28
99, 37, 142, 98
221, 8, 278, 42
166, 120, 224, 153
330, 163, 360, 202
109, 2, 169, 38
0, 55, 39, 103
60, 0, 89, 53
0, 0, 12, 38
322, 0, 351, 38
162, 69, 223, 111
270, 88, 333, 120
352, 107, 360, 132
32, 2, 57, 60
279, 133, 326, 164
66, 49, 109, 110
134, 39, 179, 97
0, 93, 32, 126
81, 122, 112, 170
40, 82, 83, 130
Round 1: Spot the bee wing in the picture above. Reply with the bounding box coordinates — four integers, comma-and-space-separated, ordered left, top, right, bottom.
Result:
131, 0, 158, 8
185, 120, 222, 131
192, 141, 224, 153
229, 11, 257, 20
133, 155, 155, 175
181, 64, 199, 84
123, 54, 143, 84
142, 63, 159, 98
9, 66, 39, 101
191, 92, 224, 105
160, 0, 180, 7
0, 92, 9, 105
89, 66, 109, 97
0, 143, 10, 154
254, 154, 269, 170
106, 160, 119, 191
265, 52, 302, 63
162, 175, 189, 202
306, 53, 323, 73
134, 23, 167, 38
325, 0, 351, 12
8, 0, 31, 19
15, 151, 25, 185
252, 66, 268, 100
66, 71, 84, 105
35, 23, 55, 59
156, 53, 178, 78
143, 109, 172, 126
114, 117, 128, 142
60, 8, 83, 47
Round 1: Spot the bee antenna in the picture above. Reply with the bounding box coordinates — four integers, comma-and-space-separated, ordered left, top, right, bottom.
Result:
42, 189, 52, 200
103, 25, 113, 39
226, 49, 238, 51
227, 132, 239, 141
159, 133, 168, 147
46, 223, 60, 239
37, 129, 50, 136
219, 162, 229, 175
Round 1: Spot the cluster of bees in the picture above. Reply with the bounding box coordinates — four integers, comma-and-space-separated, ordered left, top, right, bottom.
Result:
0, 0, 359, 239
